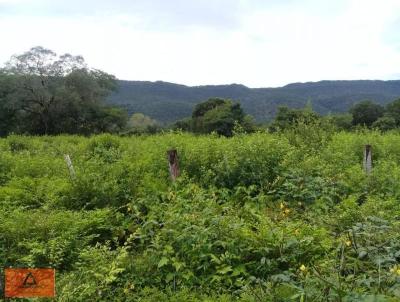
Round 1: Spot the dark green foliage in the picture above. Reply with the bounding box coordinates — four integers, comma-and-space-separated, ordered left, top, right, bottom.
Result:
109, 80, 400, 123
269, 105, 320, 131
373, 116, 397, 131
198, 102, 243, 136
0, 72, 18, 136
0, 47, 127, 136
350, 100, 384, 127
192, 98, 227, 118
267, 100, 400, 132
326, 113, 353, 130
385, 98, 400, 126
182, 98, 252, 136
173, 117, 193, 132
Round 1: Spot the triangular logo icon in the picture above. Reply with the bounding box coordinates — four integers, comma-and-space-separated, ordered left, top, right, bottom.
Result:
22, 272, 37, 288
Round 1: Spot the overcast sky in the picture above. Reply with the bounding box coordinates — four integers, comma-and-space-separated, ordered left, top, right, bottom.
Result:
0, 0, 399, 87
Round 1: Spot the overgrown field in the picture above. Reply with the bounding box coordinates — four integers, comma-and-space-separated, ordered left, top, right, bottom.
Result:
2, 130, 400, 301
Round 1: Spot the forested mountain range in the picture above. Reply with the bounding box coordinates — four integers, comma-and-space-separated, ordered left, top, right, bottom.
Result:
108, 80, 400, 124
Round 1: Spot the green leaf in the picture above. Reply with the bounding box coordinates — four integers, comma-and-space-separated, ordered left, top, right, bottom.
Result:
165, 272, 175, 282
158, 257, 169, 268
217, 265, 232, 275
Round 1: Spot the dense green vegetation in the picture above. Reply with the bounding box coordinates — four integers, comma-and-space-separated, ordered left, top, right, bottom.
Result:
109, 80, 400, 123
2, 128, 400, 301
2, 48, 400, 301
266, 98, 400, 133
174, 98, 255, 136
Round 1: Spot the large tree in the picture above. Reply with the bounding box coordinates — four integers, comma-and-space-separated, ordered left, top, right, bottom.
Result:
0, 46, 127, 135
385, 99, 400, 126
190, 98, 253, 136
0, 72, 18, 135
269, 105, 320, 131
350, 100, 384, 127
126, 113, 160, 134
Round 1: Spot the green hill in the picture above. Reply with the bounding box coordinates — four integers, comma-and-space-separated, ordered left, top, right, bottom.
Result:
108, 80, 400, 123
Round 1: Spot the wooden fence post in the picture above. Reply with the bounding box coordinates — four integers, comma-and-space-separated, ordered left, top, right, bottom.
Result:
64, 154, 76, 180
167, 149, 180, 181
363, 145, 372, 174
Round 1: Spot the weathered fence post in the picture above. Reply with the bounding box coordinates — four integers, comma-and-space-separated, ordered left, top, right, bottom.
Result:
167, 149, 180, 181
64, 154, 76, 180
363, 145, 372, 174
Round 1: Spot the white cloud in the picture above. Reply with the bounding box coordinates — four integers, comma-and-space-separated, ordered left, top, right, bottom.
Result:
0, 0, 400, 87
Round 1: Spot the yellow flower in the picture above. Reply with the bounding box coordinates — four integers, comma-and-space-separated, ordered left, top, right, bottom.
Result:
299, 264, 307, 272
345, 240, 351, 247
280, 202, 285, 209
389, 266, 400, 275
284, 208, 291, 215
294, 229, 300, 235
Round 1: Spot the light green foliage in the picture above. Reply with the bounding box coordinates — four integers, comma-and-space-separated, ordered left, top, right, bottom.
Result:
126, 113, 160, 134
1, 130, 400, 301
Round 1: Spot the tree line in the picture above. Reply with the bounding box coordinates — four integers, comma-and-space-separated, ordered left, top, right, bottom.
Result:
1, 47, 400, 137
172, 98, 400, 136
269, 99, 400, 132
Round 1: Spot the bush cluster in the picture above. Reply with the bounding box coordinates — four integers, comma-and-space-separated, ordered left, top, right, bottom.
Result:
1, 130, 400, 301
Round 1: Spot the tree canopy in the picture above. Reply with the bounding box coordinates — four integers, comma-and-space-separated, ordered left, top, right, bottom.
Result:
177, 98, 254, 136
350, 101, 384, 127
125, 113, 160, 134
384, 99, 400, 126
0, 46, 127, 135
269, 105, 320, 131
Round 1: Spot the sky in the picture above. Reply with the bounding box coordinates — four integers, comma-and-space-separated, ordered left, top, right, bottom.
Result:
0, 0, 400, 87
